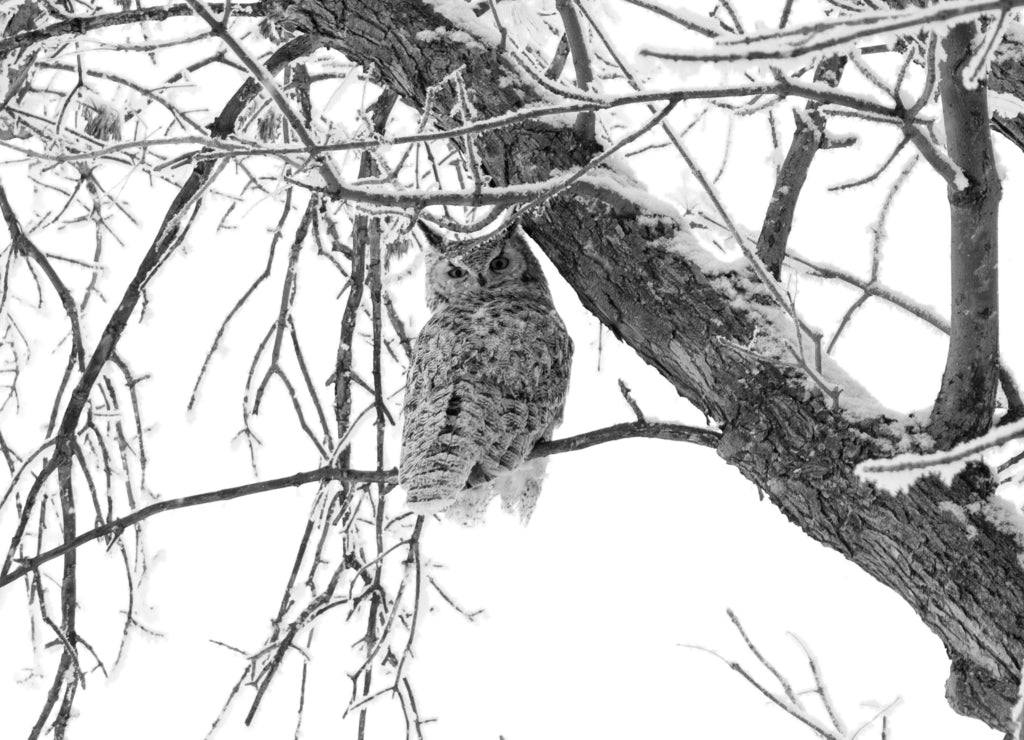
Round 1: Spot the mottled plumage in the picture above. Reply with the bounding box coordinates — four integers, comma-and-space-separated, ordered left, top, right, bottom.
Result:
399, 226, 573, 524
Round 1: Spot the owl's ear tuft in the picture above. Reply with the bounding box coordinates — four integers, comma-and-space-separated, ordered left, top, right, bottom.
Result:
418, 220, 448, 252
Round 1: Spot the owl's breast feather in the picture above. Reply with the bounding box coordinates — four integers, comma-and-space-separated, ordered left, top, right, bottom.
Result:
416, 298, 572, 400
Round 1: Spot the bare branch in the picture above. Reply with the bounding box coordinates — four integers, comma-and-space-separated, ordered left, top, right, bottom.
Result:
757, 55, 847, 278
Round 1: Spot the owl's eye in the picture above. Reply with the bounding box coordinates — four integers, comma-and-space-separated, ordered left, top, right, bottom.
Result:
489, 256, 510, 271
447, 266, 467, 279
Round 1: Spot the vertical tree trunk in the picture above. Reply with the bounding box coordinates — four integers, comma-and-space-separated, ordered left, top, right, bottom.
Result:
930, 21, 1001, 447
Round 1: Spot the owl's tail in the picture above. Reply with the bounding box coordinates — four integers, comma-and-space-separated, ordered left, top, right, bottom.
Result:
399, 457, 473, 515
440, 457, 549, 526
494, 456, 548, 523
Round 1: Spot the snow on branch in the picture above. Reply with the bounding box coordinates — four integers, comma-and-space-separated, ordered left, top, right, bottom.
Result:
641, 0, 1024, 64
856, 418, 1024, 495
619, 0, 725, 39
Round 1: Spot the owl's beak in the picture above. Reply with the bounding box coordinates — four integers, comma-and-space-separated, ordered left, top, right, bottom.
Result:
476, 274, 487, 287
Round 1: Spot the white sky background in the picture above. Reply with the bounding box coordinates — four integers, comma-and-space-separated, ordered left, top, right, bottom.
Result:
0, 0, 1020, 738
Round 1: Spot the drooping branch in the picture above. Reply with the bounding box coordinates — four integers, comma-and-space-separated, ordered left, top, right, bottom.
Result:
353, 85, 394, 740
4, 33, 329, 737
0, 186, 84, 371
334, 89, 396, 461
43, 32, 325, 467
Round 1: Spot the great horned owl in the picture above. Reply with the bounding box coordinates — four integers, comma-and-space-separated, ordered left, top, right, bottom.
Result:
399, 225, 573, 524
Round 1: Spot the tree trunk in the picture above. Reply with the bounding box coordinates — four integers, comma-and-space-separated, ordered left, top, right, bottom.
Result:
273, 1, 1024, 732
930, 21, 1001, 448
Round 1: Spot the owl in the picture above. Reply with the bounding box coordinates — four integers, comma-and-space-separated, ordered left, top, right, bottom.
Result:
399, 224, 573, 525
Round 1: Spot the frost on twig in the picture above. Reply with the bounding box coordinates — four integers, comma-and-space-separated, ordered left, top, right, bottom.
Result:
640, 0, 1017, 64
856, 418, 1024, 495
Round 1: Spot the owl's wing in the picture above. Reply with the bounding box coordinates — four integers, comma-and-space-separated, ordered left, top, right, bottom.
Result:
399, 308, 492, 512
400, 303, 573, 518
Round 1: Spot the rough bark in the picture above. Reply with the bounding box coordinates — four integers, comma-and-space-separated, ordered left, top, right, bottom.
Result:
272, 1, 1024, 732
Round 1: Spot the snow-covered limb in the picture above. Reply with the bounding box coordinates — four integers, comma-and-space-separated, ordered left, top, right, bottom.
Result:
964, 9, 1011, 88
641, 0, 1024, 64
619, 0, 725, 39
572, 3, 844, 407
856, 418, 1024, 495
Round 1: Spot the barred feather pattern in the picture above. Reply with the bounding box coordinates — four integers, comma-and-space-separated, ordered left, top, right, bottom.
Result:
399, 230, 573, 525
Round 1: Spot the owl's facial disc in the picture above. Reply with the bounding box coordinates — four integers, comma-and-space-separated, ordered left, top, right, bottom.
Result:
423, 232, 552, 311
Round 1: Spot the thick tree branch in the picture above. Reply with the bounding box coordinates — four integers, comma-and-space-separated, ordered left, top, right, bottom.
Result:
640, 1, 1024, 63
